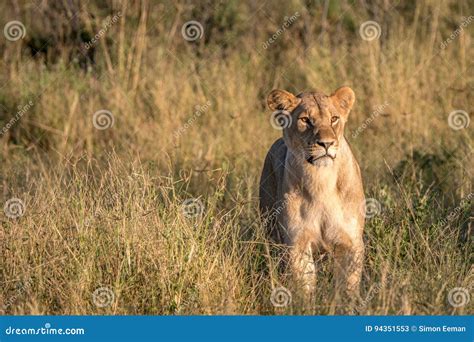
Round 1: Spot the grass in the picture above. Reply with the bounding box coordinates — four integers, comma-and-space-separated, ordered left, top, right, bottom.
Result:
0, 0, 472, 315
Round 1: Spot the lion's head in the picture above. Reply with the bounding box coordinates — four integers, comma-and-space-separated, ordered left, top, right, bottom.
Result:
267, 86, 355, 167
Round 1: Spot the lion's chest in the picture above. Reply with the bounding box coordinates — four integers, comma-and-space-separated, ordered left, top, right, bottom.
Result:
281, 190, 359, 247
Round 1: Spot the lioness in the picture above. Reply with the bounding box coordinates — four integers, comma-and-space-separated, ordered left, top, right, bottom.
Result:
259, 86, 365, 294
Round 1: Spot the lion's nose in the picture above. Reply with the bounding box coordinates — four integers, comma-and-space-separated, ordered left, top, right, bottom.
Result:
316, 140, 334, 150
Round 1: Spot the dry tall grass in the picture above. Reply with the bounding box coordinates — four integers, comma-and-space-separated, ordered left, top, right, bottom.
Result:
0, 0, 472, 315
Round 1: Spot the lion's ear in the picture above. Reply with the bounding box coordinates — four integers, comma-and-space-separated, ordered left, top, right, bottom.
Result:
331, 86, 355, 117
267, 89, 300, 112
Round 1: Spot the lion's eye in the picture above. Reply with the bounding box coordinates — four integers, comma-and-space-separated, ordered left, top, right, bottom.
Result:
300, 117, 310, 124
331, 116, 339, 124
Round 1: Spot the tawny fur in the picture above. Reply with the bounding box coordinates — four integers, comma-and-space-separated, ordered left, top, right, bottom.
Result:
259, 87, 365, 294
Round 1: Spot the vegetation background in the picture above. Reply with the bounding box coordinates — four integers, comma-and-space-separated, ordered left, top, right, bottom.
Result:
0, 0, 472, 315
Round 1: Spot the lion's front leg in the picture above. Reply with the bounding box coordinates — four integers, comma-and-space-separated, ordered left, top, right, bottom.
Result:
289, 239, 316, 295
334, 236, 364, 294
